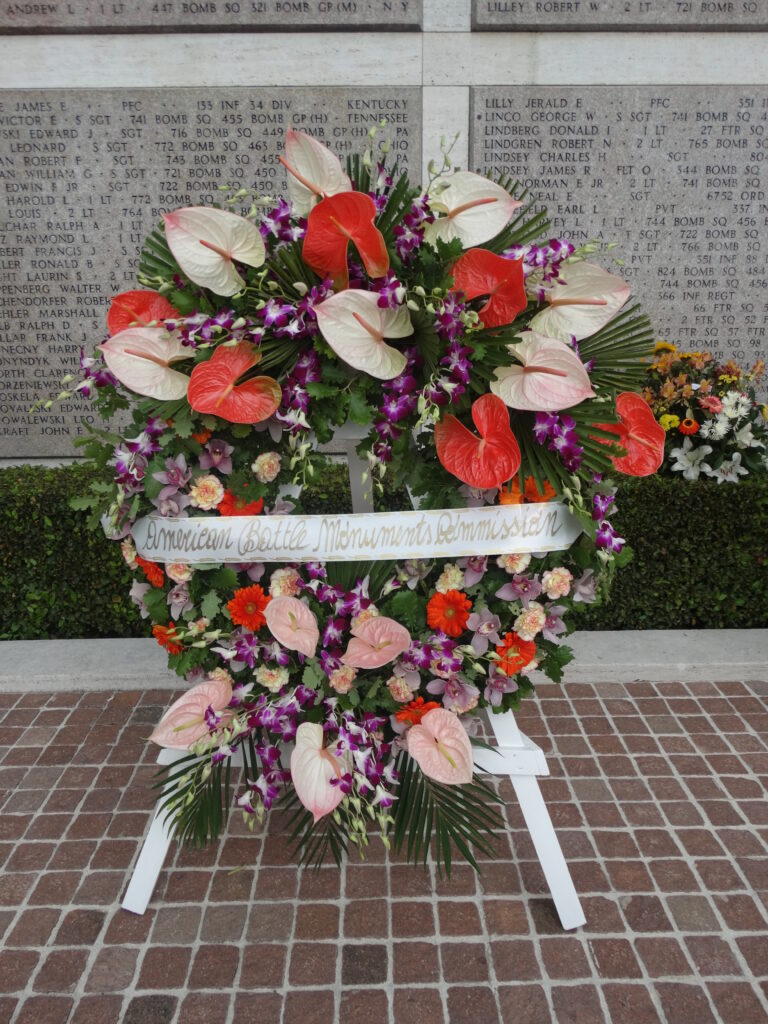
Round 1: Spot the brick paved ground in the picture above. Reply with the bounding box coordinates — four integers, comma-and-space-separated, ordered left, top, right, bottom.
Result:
1, 679, 768, 1024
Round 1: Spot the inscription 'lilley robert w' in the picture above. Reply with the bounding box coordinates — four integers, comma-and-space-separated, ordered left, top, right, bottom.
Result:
130, 504, 583, 565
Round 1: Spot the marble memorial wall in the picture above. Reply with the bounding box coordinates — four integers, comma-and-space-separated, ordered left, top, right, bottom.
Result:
4, 0, 421, 31
0, 3, 766, 458
471, 84, 768, 367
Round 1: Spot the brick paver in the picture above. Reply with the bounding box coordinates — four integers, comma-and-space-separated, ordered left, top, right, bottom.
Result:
1, 680, 767, 1022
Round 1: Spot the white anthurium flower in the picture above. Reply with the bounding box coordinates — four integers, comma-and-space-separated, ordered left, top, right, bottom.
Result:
314, 290, 413, 380
733, 422, 765, 449
704, 451, 749, 484
163, 206, 265, 297
669, 437, 713, 481
280, 129, 352, 217
423, 171, 522, 249
529, 262, 631, 342
489, 332, 595, 412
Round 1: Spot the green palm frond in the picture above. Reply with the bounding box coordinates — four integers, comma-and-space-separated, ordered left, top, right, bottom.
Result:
581, 305, 655, 394
326, 560, 398, 595
139, 224, 179, 281
279, 784, 351, 870
391, 751, 504, 875
154, 751, 234, 847
378, 172, 420, 246
483, 179, 551, 253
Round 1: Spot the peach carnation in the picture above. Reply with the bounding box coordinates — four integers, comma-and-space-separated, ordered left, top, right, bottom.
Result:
497, 553, 531, 575
255, 665, 289, 693
513, 602, 547, 642
121, 538, 137, 569
350, 606, 379, 632
541, 567, 573, 600
189, 474, 224, 510
167, 562, 194, 584
329, 666, 358, 694
252, 452, 282, 483
208, 667, 234, 689
269, 568, 302, 598
435, 564, 465, 594
387, 676, 413, 702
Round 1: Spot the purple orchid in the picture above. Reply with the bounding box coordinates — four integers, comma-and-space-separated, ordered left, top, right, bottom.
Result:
151, 490, 191, 518
427, 675, 480, 714
572, 569, 598, 604
457, 555, 487, 587
496, 573, 543, 608
153, 453, 191, 491
167, 583, 193, 619
483, 664, 519, 706
542, 605, 567, 642
466, 608, 502, 654
596, 521, 625, 553
199, 438, 234, 475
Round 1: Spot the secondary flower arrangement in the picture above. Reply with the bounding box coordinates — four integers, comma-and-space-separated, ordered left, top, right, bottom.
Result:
62, 129, 661, 869
644, 343, 767, 482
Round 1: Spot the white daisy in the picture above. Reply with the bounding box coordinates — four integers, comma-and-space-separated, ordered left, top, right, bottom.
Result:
669, 437, 713, 481
700, 414, 730, 441
721, 392, 752, 421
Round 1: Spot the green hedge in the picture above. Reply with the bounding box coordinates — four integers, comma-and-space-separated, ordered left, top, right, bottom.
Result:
1, 464, 766, 639
579, 474, 768, 630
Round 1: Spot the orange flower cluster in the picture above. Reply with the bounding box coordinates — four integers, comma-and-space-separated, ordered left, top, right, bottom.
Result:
228, 585, 271, 630
136, 555, 164, 589
495, 632, 536, 676
499, 476, 556, 505
219, 487, 264, 516
395, 697, 441, 725
152, 622, 184, 655
426, 590, 472, 638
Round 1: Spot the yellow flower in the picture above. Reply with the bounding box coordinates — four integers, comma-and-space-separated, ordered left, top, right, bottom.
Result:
659, 414, 680, 431
654, 341, 677, 354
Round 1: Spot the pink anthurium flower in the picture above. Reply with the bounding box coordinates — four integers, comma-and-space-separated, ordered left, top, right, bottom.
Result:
149, 677, 233, 749
530, 262, 631, 341
265, 596, 319, 658
163, 206, 266, 297
407, 708, 473, 785
314, 290, 413, 379
341, 616, 412, 670
490, 332, 595, 412
424, 171, 522, 250
280, 128, 352, 217
98, 326, 192, 400
291, 722, 350, 823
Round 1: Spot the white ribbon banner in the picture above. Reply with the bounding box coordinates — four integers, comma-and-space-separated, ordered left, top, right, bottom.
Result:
131, 503, 582, 564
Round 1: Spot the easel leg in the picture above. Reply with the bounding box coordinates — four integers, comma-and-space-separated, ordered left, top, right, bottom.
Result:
121, 751, 183, 915
510, 774, 586, 931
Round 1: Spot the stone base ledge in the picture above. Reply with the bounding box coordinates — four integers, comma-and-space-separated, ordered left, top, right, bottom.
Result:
0, 630, 765, 692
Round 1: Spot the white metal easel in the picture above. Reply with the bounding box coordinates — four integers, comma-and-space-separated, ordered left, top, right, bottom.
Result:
122, 429, 585, 930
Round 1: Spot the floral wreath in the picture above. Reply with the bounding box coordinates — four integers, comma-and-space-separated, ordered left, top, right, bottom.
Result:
61, 129, 663, 870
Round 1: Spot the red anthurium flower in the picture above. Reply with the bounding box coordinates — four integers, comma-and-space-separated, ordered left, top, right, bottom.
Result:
451, 249, 527, 329
187, 343, 281, 424
107, 289, 178, 336
435, 392, 521, 490
302, 192, 389, 290
594, 392, 665, 477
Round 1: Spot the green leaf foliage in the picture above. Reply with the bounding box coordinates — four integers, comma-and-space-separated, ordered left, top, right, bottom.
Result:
391, 751, 505, 875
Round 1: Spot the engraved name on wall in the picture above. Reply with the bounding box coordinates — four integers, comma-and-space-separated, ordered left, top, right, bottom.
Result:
471, 85, 768, 369
473, 0, 768, 30
0, 87, 421, 456
3, 0, 420, 31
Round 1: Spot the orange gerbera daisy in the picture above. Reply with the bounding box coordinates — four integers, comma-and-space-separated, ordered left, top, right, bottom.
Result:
426, 590, 472, 638
495, 631, 536, 676
136, 555, 164, 589
152, 621, 184, 655
679, 418, 700, 436
395, 697, 441, 726
228, 585, 271, 630
191, 428, 212, 444
219, 488, 264, 517
524, 476, 556, 503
